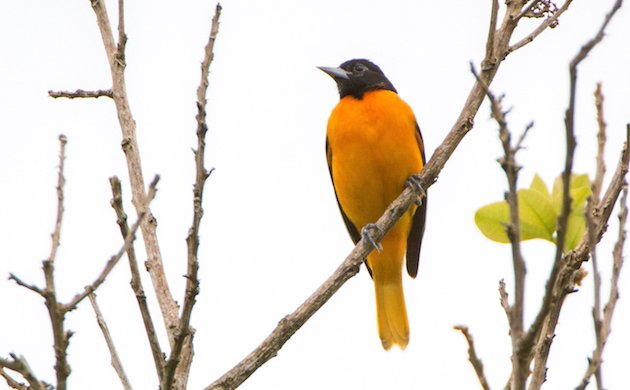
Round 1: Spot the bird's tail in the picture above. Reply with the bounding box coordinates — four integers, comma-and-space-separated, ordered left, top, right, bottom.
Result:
374, 279, 409, 350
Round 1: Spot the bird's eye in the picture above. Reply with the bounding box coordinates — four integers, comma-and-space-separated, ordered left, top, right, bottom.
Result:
354, 63, 368, 73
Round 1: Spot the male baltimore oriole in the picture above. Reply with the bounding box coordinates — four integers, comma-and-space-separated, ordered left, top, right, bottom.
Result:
320, 59, 427, 350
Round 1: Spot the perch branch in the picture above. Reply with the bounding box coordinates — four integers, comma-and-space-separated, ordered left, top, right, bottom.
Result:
206, 2, 562, 388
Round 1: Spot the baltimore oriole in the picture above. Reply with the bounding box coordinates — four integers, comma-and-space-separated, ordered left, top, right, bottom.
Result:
320, 59, 427, 350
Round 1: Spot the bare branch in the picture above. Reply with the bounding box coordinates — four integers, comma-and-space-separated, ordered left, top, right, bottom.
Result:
454, 326, 492, 390
48, 89, 113, 99
88, 293, 132, 390
0, 355, 45, 390
162, 4, 222, 389
109, 176, 165, 382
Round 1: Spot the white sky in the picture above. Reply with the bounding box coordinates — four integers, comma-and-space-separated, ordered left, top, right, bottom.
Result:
1, 1, 629, 389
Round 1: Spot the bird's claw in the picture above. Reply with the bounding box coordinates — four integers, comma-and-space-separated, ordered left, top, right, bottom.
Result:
406, 176, 426, 206
362, 223, 383, 252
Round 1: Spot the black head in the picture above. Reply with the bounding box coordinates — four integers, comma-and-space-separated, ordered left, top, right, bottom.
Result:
318, 59, 397, 99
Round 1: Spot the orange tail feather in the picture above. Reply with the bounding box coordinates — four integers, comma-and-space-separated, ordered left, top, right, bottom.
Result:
374, 280, 409, 350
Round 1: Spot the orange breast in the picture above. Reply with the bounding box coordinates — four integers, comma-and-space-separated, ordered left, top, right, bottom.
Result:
326, 90, 423, 233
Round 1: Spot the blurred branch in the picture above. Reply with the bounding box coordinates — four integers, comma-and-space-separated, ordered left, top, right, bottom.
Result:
454, 326, 492, 390
162, 4, 222, 389
88, 293, 132, 390
109, 176, 165, 382
528, 3, 624, 387
48, 89, 113, 99
577, 186, 627, 390
0, 368, 27, 390
593, 82, 608, 202
472, 62, 532, 389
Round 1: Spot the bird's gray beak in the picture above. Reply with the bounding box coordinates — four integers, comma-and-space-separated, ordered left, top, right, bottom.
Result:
318, 66, 350, 80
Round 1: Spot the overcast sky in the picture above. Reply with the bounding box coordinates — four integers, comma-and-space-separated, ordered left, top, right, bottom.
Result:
1, 1, 629, 389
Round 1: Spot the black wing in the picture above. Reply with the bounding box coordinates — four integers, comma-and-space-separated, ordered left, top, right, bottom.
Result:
406, 123, 427, 278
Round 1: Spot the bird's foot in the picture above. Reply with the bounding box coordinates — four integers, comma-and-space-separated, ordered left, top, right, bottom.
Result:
406, 175, 426, 206
362, 223, 383, 252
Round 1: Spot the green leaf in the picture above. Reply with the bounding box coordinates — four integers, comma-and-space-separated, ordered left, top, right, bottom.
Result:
529, 174, 550, 196
475, 173, 591, 250
552, 173, 592, 214
517, 188, 555, 241
565, 212, 586, 251
474, 188, 555, 244
475, 201, 510, 243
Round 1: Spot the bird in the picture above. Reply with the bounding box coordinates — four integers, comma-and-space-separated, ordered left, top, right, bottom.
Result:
319, 59, 427, 350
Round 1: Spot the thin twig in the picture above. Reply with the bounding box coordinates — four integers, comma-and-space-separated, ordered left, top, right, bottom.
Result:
506, 0, 574, 56
593, 82, 607, 202
88, 293, 132, 390
48, 89, 114, 99
109, 176, 165, 382
62, 175, 159, 312
454, 326, 492, 390
49, 134, 67, 266
162, 4, 222, 389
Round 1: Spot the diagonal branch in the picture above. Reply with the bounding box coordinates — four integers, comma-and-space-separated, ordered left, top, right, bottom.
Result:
109, 176, 165, 382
